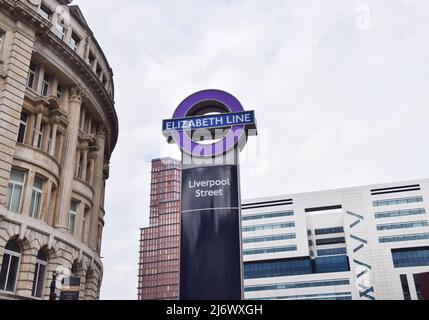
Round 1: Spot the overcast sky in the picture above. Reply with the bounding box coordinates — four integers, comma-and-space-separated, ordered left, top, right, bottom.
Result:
74, 0, 429, 299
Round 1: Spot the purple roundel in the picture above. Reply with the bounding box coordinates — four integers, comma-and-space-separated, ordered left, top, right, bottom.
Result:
172, 89, 246, 157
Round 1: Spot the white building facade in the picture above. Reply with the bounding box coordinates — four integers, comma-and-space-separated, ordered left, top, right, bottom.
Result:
242, 179, 429, 300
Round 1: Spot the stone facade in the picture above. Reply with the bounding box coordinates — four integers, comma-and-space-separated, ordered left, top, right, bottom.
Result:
0, 0, 117, 300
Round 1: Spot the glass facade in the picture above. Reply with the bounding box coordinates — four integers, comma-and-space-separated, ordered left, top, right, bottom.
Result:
243, 245, 297, 256
314, 255, 350, 273
253, 292, 352, 300
243, 233, 296, 244
244, 255, 350, 279
377, 220, 429, 231
316, 237, 346, 246
245, 279, 350, 292
317, 248, 347, 256
400, 275, 411, 300
242, 211, 294, 221
392, 247, 429, 268
375, 208, 426, 219
379, 233, 429, 243
242, 222, 295, 233
244, 258, 312, 279
315, 227, 344, 235
373, 196, 423, 207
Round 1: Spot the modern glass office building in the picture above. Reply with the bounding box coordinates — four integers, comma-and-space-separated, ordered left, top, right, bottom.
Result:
138, 159, 429, 300
242, 181, 429, 300
138, 158, 181, 300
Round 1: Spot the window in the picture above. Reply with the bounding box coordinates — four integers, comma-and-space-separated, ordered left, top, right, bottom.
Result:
56, 83, 63, 99
32, 250, 47, 298
0, 31, 4, 47
373, 196, 424, 207
243, 245, 297, 256
400, 275, 411, 300
315, 227, 344, 236
243, 233, 296, 244
377, 220, 429, 231
6, 170, 25, 213
55, 20, 65, 40
375, 208, 426, 219
379, 233, 429, 243
317, 247, 348, 257
254, 292, 352, 301
69, 32, 80, 51
27, 62, 36, 88
96, 65, 102, 78
29, 177, 44, 219
244, 257, 312, 279
88, 51, 96, 68
242, 210, 294, 221
392, 247, 429, 268
17, 112, 28, 144
39, 4, 52, 21
244, 279, 350, 292
0, 240, 21, 292
42, 73, 50, 96
69, 201, 78, 235
316, 237, 346, 246
314, 255, 350, 273
242, 222, 295, 232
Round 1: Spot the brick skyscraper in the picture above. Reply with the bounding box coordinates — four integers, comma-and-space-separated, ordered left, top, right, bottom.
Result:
138, 158, 181, 300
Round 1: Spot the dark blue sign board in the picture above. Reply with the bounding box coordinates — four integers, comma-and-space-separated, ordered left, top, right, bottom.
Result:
180, 165, 242, 300
163, 111, 255, 136
60, 276, 81, 301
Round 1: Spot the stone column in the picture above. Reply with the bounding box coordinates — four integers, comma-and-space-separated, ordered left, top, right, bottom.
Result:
41, 122, 51, 153
41, 180, 53, 223
75, 202, 85, 242
35, 65, 45, 94
54, 87, 86, 232
47, 185, 57, 227
25, 113, 36, 145
75, 148, 81, 179
21, 170, 35, 216
49, 117, 59, 157
80, 108, 86, 131
88, 152, 97, 186
32, 106, 44, 148
80, 142, 89, 182
89, 127, 106, 250
57, 133, 64, 163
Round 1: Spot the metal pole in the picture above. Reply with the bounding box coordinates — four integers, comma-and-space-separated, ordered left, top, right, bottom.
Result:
49, 271, 58, 300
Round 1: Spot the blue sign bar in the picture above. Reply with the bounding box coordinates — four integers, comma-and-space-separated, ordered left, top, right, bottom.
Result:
163, 111, 255, 135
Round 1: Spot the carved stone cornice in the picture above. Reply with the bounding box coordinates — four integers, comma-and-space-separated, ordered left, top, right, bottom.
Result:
0, 0, 52, 34
0, 0, 118, 159
36, 30, 118, 158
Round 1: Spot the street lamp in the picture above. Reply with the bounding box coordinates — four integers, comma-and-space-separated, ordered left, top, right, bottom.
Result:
49, 271, 58, 300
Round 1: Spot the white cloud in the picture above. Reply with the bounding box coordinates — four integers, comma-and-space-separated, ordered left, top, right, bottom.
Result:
74, 0, 429, 299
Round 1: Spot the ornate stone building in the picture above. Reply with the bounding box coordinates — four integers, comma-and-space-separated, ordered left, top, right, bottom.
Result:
0, 0, 117, 300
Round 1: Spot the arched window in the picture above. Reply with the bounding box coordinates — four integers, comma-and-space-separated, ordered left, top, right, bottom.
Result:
32, 250, 47, 298
0, 240, 21, 292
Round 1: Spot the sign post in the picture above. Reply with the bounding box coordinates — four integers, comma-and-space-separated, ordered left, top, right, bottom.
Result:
163, 89, 257, 300
60, 276, 81, 300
